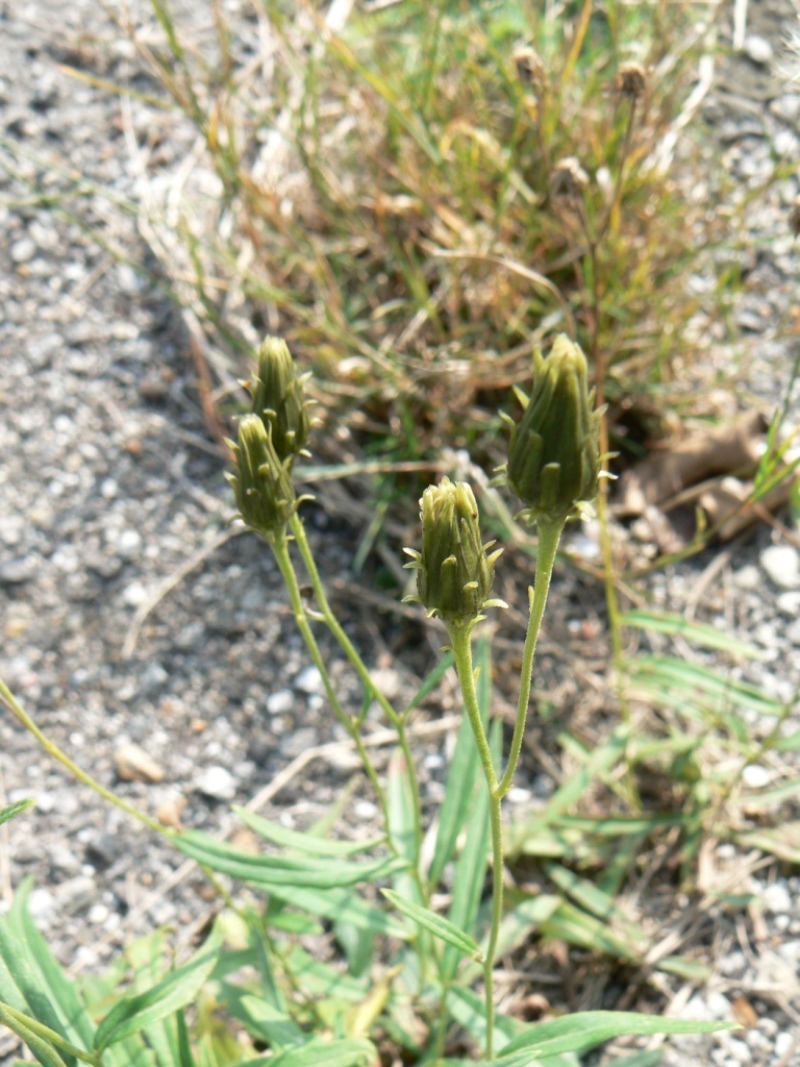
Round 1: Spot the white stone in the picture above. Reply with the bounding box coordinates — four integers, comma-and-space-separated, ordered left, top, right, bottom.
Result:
266, 689, 293, 715
777, 592, 800, 616
761, 545, 800, 590
741, 764, 771, 789
196, 765, 236, 802
762, 881, 792, 916
775, 1032, 794, 1058
786, 619, 800, 646
294, 665, 323, 694
732, 564, 760, 590
743, 35, 773, 65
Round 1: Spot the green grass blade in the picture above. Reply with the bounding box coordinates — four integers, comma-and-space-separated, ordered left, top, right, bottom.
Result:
263, 884, 410, 940
237, 1037, 377, 1067
0, 799, 34, 827
94, 922, 222, 1052
233, 809, 386, 857
429, 644, 486, 888
381, 889, 483, 961
10, 882, 96, 1052
217, 986, 305, 1052
0, 1002, 68, 1067
403, 650, 455, 715
500, 1011, 738, 1058
173, 831, 406, 888
622, 610, 762, 659
442, 635, 494, 980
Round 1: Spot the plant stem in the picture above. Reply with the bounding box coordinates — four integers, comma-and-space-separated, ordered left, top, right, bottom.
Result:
0, 681, 166, 837
448, 622, 501, 1060
290, 513, 424, 872
496, 519, 564, 799
269, 529, 390, 825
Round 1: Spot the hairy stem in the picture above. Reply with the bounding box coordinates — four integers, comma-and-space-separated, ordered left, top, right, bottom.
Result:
497, 519, 564, 799
290, 513, 423, 870
448, 623, 501, 1060
269, 529, 390, 826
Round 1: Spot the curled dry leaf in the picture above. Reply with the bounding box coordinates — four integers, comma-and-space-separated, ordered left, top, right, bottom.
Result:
613, 410, 768, 518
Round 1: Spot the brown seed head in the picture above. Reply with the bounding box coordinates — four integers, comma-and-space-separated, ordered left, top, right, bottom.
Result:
615, 62, 647, 100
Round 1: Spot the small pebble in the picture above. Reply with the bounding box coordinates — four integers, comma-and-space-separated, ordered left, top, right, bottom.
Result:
196, 765, 237, 802
761, 882, 792, 916
761, 545, 800, 590
11, 236, 36, 264
266, 689, 293, 715
294, 665, 323, 694
741, 764, 771, 789
743, 35, 773, 66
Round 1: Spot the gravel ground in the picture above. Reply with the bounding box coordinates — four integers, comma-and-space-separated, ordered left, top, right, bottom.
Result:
2, 2, 800, 1065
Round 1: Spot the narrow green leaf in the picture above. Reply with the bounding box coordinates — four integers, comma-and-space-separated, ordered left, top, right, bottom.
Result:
263, 884, 410, 940
656, 956, 712, 981
0, 908, 75, 1065
238, 1036, 377, 1067
218, 985, 304, 1052
622, 610, 761, 659
233, 808, 386, 857
544, 865, 647, 954
533, 728, 629, 831
11, 881, 96, 1051
173, 831, 406, 888
403, 649, 455, 715
446, 985, 525, 1054
94, 921, 222, 1052
381, 889, 483, 960
0, 1002, 67, 1067
283, 945, 372, 1003
126, 930, 177, 1067
628, 656, 781, 718
602, 1051, 663, 1067
541, 900, 640, 961
0, 799, 34, 827
551, 814, 684, 837
500, 1010, 738, 1058
734, 822, 800, 863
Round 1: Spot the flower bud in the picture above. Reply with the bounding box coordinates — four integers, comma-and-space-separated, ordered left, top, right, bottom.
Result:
247, 336, 311, 465
227, 414, 297, 537
403, 478, 505, 627
502, 335, 601, 526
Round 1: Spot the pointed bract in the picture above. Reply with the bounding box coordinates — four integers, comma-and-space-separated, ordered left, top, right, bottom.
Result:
228, 414, 297, 537
404, 478, 504, 626
247, 336, 312, 465
502, 334, 601, 526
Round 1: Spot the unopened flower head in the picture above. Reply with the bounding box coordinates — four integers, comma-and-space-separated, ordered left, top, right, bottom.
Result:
551, 157, 590, 200
501, 335, 601, 527
247, 336, 312, 465
615, 62, 646, 100
227, 414, 297, 537
403, 478, 505, 627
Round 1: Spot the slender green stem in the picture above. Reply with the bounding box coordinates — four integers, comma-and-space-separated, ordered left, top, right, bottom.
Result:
448, 622, 501, 1060
269, 529, 389, 823
496, 519, 564, 799
0, 681, 167, 837
0, 999, 103, 1066
290, 513, 424, 872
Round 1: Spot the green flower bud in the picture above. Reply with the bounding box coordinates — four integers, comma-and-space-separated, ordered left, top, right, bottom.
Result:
403, 478, 505, 626
226, 414, 297, 537
503, 334, 601, 526
247, 336, 312, 465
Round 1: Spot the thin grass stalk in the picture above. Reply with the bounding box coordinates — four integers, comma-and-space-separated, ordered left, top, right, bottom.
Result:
289, 513, 425, 875
0, 681, 166, 837
447, 624, 501, 1060
268, 530, 390, 823
496, 518, 564, 799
